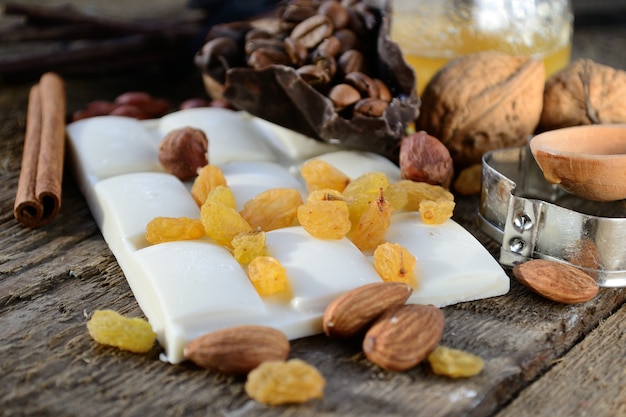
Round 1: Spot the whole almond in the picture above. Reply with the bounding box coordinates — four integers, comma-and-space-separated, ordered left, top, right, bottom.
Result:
323, 282, 413, 339
363, 304, 444, 371
512, 259, 599, 304
183, 325, 290, 375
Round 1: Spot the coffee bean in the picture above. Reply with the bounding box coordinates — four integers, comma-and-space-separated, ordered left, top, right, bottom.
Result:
319, 1, 350, 30
284, 37, 309, 66
198, 0, 394, 121
245, 29, 273, 42
297, 64, 332, 84
328, 83, 361, 109
333, 28, 358, 54
247, 48, 291, 69
375, 79, 392, 102
290, 14, 334, 49
245, 37, 286, 56
282, 4, 318, 23
345, 71, 379, 98
353, 98, 388, 117
315, 55, 337, 80
338, 49, 365, 75
313, 36, 342, 59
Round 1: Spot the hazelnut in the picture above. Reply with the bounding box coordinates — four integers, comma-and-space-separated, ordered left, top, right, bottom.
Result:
158, 127, 209, 181
113, 91, 171, 118
399, 131, 454, 188
179, 97, 212, 110
71, 100, 116, 121
109, 104, 152, 120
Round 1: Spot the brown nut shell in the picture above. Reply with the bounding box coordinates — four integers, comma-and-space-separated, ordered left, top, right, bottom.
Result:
158, 127, 209, 181
399, 131, 454, 188
512, 259, 599, 304
538, 59, 626, 131
183, 325, 290, 375
418, 51, 545, 168
323, 282, 413, 338
363, 304, 444, 371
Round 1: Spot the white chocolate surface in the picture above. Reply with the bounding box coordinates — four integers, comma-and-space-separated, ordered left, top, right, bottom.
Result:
66, 107, 509, 364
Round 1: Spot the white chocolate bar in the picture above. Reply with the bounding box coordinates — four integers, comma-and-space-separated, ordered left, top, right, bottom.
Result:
66, 108, 509, 364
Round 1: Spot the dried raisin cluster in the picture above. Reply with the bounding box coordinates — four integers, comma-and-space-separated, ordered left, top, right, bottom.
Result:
145, 157, 455, 297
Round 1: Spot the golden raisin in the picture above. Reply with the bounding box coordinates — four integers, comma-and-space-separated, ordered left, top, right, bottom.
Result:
297, 199, 352, 239
205, 185, 237, 209
343, 172, 390, 197
419, 200, 455, 225
245, 359, 326, 405
191, 164, 227, 206
240, 188, 303, 231
232, 231, 267, 265
145, 216, 205, 244
87, 309, 156, 353
300, 159, 350, 192
247, 256, 288, 296
348, 189, 393, 251
200, 201, 252, 247
393, 180, 454, 211
427, 346, 484, 378
306, 188, 344, 203
453, 163, 483, 196
383, 182, 409, 211
343, 172, 390, 227
373, 242, 417, 286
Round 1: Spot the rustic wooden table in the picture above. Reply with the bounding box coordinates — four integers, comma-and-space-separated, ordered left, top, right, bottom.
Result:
1, 2, 626, 417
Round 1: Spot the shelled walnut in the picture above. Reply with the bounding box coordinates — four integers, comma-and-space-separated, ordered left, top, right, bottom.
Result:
417, 51, 545, 168
538, 59, 626, 131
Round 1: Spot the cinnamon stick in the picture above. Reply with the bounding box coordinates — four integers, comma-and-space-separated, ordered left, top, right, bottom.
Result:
14, 72, 66, 228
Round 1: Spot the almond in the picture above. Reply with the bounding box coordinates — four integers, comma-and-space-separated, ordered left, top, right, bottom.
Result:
512, 259, 599, 304
322, 282, 413, 338
363, 304, 444, 371
183, 325, 290, 375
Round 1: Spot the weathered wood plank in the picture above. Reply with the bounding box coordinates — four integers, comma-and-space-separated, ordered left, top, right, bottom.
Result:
495, 303, 626, 417
1, 2, 626, 416
2, 217, 624, 417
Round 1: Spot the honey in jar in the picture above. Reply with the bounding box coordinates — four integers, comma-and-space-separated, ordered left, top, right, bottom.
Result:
390, 0, 573, 94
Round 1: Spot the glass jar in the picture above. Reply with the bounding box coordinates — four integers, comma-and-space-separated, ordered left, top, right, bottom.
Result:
390, 0, 573, 94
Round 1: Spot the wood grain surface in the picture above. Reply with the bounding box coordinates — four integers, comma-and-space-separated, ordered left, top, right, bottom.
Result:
1, 2, 626, 417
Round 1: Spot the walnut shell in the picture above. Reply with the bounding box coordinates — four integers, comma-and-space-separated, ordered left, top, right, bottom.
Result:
538, 59, 626, 131
417, 51, 545, 168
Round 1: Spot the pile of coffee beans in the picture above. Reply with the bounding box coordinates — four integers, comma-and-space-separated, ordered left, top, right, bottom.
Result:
195, 0, 396, 119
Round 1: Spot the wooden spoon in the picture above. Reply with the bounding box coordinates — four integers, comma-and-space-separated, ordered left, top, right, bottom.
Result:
530, 124, 626, 202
